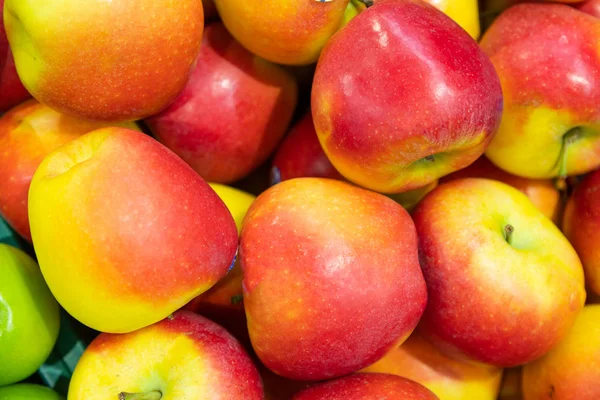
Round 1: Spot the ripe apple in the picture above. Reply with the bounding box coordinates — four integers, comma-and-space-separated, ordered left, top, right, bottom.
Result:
413, 178, 586, 367
145, 22, 297, 184
423, 0, 480, 39
240, 178, 427, 380
0, 384, 64, 400
0, 99, 139, 241
440, 156, 561, 223
3, 0, 203, 121
292, 373, 439, 400
271, 112, 344, 184
481, 4, 600, 179
212, 0, 350, 65
68, 311, 263, 400
312, 0, 503, 194
562, 168, 600, 296
522, 305, 600, 399
0, 243, 60, 386
28, 127, 238, 334
361, 332, 503, 400
577, 0, 600, 17
0, 0, 30, 113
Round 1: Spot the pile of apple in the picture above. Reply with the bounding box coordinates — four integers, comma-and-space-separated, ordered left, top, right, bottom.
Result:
1, 0, 600, 399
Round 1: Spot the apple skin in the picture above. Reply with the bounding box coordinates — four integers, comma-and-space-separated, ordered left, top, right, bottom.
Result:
0, 244, 60, 386
68, 310, 263, 400
28, 127, 238, 334
522, 305, 600, 400
0, 384, 64, 400
0, 99, 139, 242
271, 112, 344, 184
240, 178, 428, 381
577, 0, 600, 17
292, 373, 439, 400
0, 0, 30, 113
562, 168, 600, 296
440, 156, 561, 223
481, 4, 600, 179
312, 0, 503, 194
423, 0, 480, 39
3, 0, 203, 122
213, 0, 349, 65
145, 22, 297, 184
412, 178, 586, 367
360, 332, 503, 400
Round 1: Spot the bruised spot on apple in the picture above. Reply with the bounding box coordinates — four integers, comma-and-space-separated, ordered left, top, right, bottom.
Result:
312, 0, 503, 194
481, 4, 600, 179
240, 178, 427, 381
28, 128, 239, 334
68, 311, 264, 400
413, 178, 586, 367
4, 0, 204, 122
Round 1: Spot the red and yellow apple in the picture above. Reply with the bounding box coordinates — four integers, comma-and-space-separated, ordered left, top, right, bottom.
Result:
292, 373, 439, 400
562, 168, 600, 296
68, 311, 264, 400
4, 0, 204, 121
146, 22, 297, 183
240, 178, 427, 380
0, 100, 139, 241
0, 0, 30, 113
577, 0, 600, 17
423, 0, 480, 39
271, 112, 344, 184
212, 0, 349, 65
481, 4, 600, 179
413, 178, 586, 367
522, 305, 600, 400
312, 0, 503, 194
28, 128, 238, 333
440, 156, 562, 223
361, 332, 503, 400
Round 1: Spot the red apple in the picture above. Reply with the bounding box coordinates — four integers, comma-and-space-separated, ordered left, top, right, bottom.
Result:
28, 128, 239, 333
577, 0, 600, 19
0, 100, 139, 241
240, 178, 427, 381
68, 311, 264, 399
413, 178, 586, 367
271, 112, 344, 184
562, 168, 600, 296
292, 373, 439, 400
440, 156, 562, 223
0, 0, 30, 112
146, 22, 298, 183
311, 0, 503, 194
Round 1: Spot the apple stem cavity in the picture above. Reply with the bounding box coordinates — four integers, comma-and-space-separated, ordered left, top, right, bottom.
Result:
504, 224, 514, 246
118, 391, 162, 400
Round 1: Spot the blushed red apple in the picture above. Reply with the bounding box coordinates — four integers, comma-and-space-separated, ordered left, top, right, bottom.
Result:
240, 178, 427, 380
68, 311, 264, 400
0, 100, 139, 241
312, 0, 503, 194
146, 22, 297, 183
0, 0, 30, 112
28, 128, 238, 333
562, 168, 600, 296
413, 178, 586, 367
4, 0, 204, 121
292, 373, 439, 400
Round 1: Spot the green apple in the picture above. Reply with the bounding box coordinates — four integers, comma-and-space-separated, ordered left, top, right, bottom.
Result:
0, 384, 64, 400
0, 244, 60, 386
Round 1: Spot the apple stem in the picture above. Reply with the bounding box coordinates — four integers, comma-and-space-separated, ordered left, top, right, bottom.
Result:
118, 391, 162, 400
556, 127, 581, 180
504, 224, 514, 246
